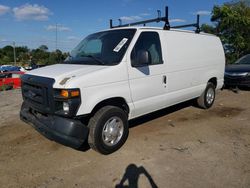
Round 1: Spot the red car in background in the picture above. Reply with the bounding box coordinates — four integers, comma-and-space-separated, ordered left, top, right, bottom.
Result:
0, 72, 25, 90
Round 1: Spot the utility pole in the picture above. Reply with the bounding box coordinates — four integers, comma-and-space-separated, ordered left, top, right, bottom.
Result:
55, 23, 58, 51
13, 41, 16, 66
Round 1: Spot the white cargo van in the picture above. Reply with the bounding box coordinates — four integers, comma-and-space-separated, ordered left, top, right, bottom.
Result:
20, 9, 225, 154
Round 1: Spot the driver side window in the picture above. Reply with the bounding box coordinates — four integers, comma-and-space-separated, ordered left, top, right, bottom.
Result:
131, 32, 163, 66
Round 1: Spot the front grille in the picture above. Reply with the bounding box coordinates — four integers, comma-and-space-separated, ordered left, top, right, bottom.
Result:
22, 82, 48, 106
21, 74, 55, 114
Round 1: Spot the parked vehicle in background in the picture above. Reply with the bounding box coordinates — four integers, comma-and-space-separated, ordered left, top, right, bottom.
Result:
20, 7, 225, 154
24, 63, 45, 71
224, 54, 250, 88
0, 65, 25, 73
0, 71, 25, 90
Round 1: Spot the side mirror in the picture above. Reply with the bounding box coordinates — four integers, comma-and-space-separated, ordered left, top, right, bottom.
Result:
132, 50, 150, 67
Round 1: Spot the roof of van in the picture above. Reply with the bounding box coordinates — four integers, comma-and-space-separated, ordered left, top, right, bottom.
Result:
107, 26, 216, 37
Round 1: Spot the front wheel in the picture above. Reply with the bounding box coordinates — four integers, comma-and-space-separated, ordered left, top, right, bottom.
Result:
197, 82, 216, 109
88, 106, 129, 155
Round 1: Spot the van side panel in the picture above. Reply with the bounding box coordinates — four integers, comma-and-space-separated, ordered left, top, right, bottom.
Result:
128, 30, 225, 119
161, 31, 225, 106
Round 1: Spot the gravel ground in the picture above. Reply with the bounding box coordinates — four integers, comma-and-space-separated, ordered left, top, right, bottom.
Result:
0, 89, 250, 188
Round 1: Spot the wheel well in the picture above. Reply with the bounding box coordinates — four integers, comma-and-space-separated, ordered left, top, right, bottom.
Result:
91, 97, 129, 117
208, 77, 217, 88
80, 97, 129, 125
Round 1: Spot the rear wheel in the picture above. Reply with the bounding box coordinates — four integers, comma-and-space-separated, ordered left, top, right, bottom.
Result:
88, 106, 129, 155
197, 82, 216, 109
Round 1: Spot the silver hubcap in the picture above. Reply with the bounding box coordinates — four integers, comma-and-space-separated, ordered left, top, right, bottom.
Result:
206, 88, 215, 105
102, 117, 124, 146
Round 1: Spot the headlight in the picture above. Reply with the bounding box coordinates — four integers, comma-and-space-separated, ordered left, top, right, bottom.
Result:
54, 88, 81, 117
63, 102, 70, 112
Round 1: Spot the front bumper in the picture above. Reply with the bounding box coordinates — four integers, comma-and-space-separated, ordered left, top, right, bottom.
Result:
20, 102, 89, 149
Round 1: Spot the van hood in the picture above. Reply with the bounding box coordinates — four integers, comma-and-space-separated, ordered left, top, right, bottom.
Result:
26, 63, 127, 89
27, 64, 109, 86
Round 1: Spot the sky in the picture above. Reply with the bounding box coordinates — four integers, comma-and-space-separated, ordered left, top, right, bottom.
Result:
0, 0, 229, 52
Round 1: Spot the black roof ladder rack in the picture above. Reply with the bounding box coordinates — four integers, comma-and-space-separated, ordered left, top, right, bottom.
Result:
109, 6, 201, 34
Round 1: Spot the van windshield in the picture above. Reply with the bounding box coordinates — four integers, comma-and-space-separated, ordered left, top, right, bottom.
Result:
64, 29, 136, 66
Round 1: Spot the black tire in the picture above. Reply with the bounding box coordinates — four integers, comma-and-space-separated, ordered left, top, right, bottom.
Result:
197, 82, 216, 109
88, 106, 129, 155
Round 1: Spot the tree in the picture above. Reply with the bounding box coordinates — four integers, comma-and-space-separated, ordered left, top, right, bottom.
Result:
1, 45, 14, 64
47, 49, 64, 65
200, 24, 217, 34
201, 1, 250, 64
0, 44, 68, 66
38, 45, 48, 52
16, 46, 29, 63
31, 48, 49, 65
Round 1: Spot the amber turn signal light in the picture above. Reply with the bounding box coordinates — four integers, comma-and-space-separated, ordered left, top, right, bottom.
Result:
60, 89, 80, 98
71, 90, 80, 97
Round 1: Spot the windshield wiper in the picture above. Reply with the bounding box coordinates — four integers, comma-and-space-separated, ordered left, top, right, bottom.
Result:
84, 55, 105, 65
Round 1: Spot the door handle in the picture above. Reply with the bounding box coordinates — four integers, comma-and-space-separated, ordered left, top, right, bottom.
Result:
163, 75, 167, 84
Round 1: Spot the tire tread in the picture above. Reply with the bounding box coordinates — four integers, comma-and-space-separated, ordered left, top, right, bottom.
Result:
88, 106, 128, 154
197, 82, 215, 109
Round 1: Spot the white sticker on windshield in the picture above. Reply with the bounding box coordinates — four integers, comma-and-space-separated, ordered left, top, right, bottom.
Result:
113, 38, 128, 52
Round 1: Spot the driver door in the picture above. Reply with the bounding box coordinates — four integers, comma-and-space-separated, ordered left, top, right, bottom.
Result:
127, 31, 167, 117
